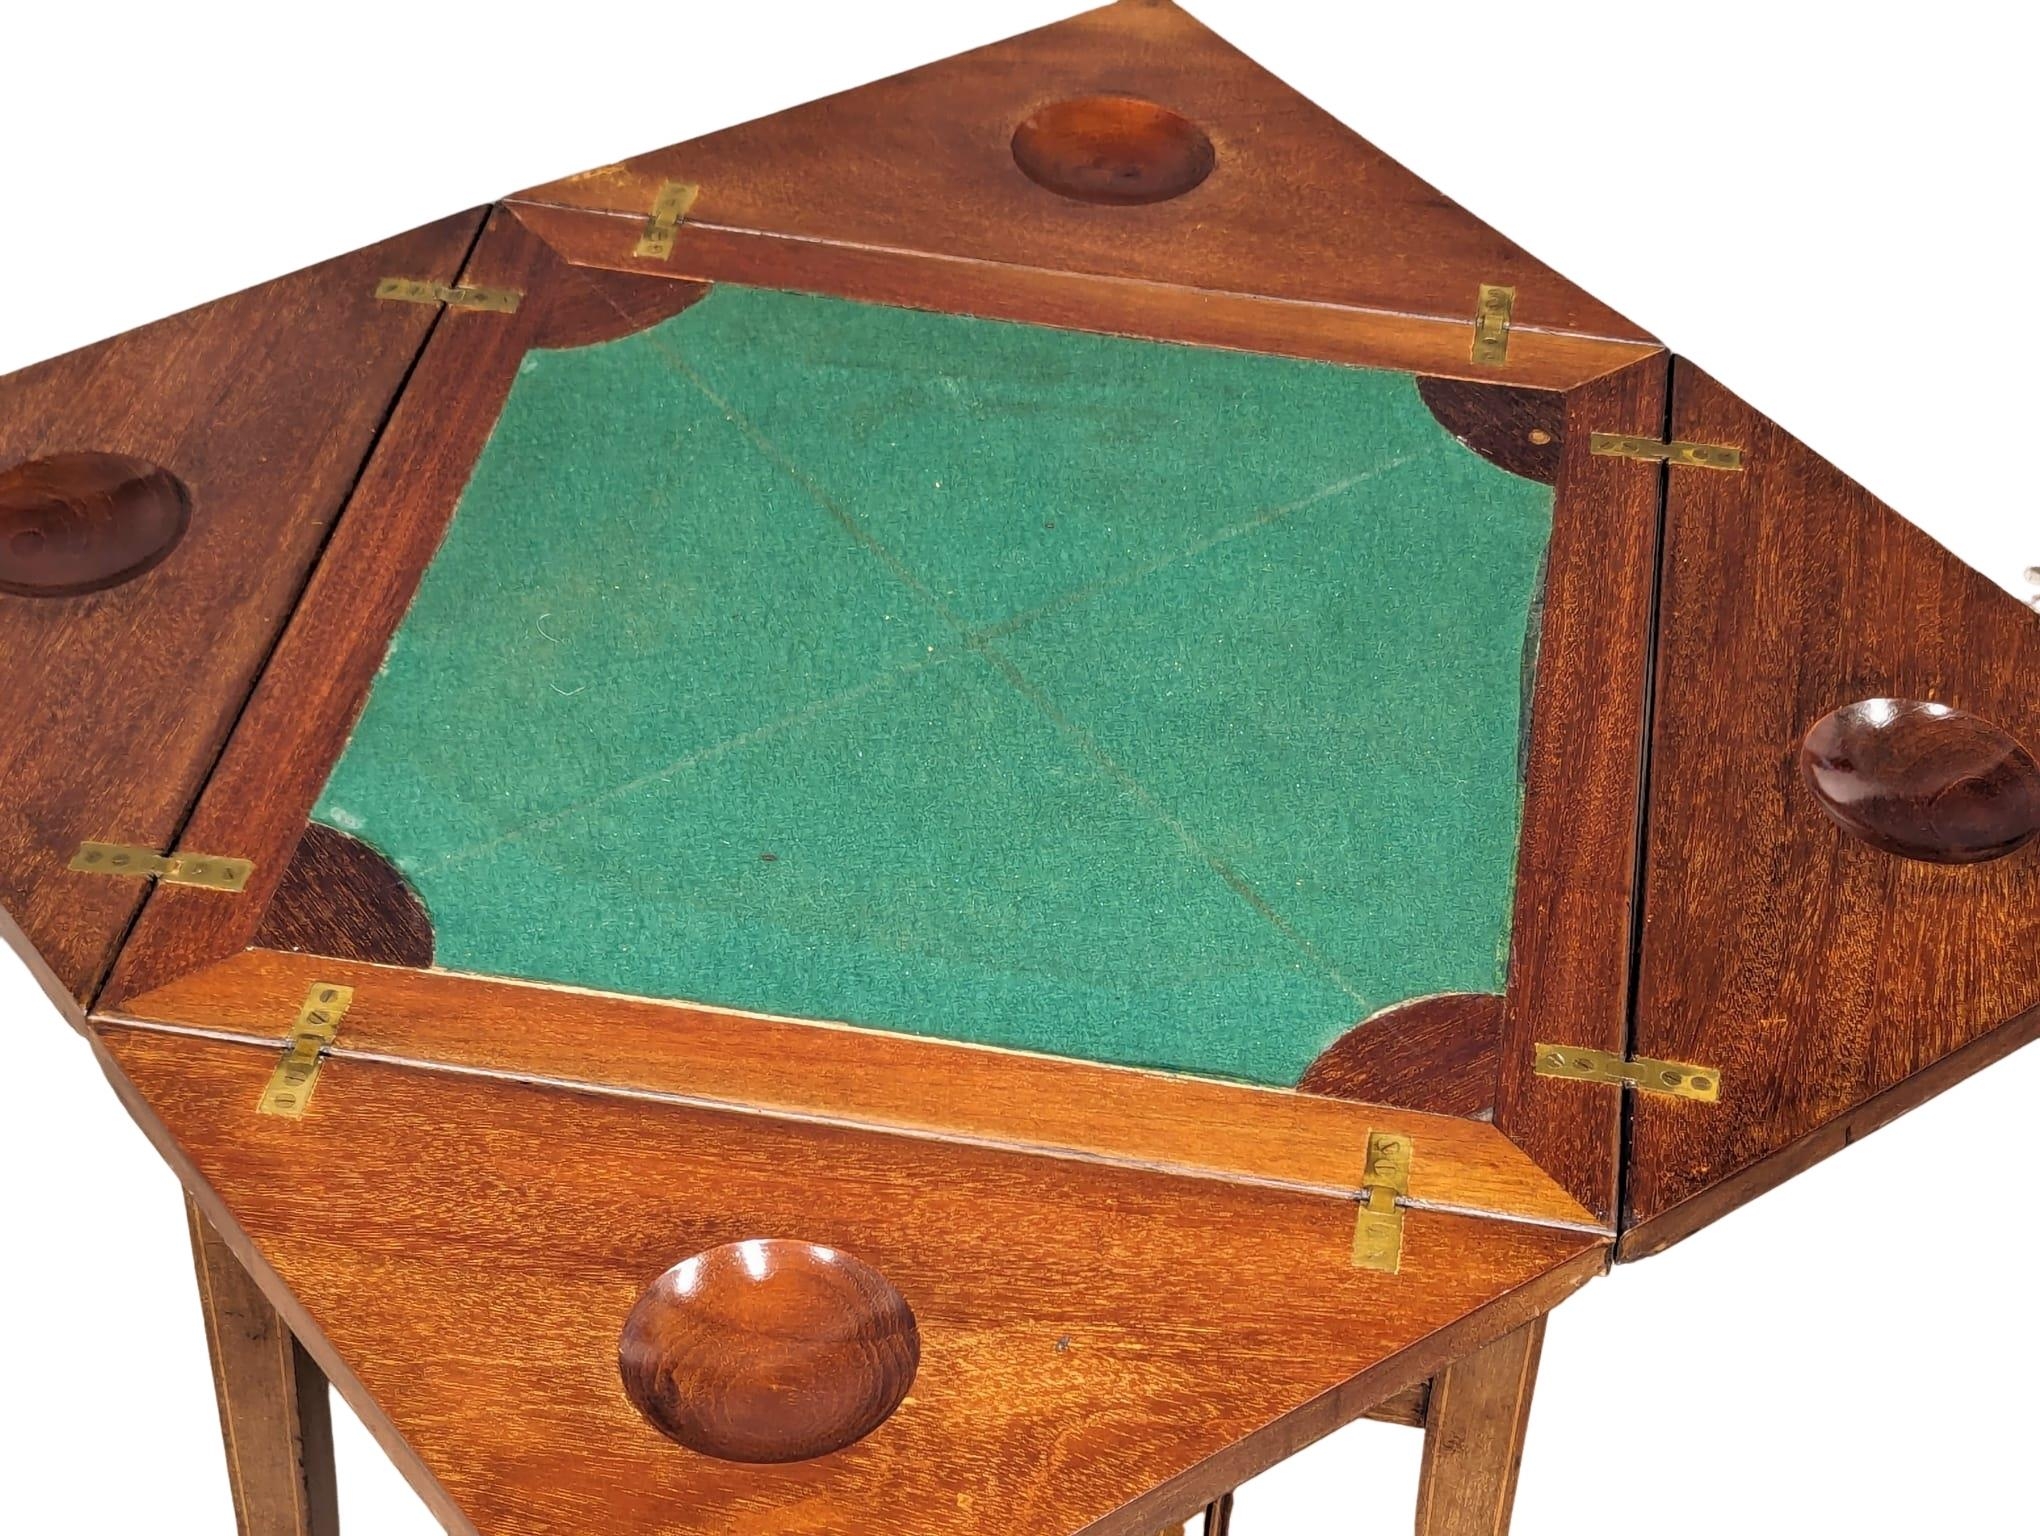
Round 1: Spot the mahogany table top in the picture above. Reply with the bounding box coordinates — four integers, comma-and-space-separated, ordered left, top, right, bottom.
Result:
3, 4, 2035, 1532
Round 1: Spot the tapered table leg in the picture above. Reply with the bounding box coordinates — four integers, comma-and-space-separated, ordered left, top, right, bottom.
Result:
186, 1195, 341, 1536
1413, 1318, 1547, 1536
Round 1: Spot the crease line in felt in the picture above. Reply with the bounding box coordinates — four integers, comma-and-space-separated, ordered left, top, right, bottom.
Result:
414, 455, 1419, 882
412, 649, 960, 876
966, 461, 1415, 645
625, 318, 1382, 1007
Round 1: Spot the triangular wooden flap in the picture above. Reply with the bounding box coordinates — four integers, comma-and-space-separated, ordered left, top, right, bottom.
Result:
98, 1021, 1605, 1536
0, 210, 484, 1017
95, 210, 715, 1009
512, 0, 1650, 347
1620, 361, 2040, 1259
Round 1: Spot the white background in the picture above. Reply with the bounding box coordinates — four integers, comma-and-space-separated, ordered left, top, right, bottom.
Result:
2, 2, 2035, 1532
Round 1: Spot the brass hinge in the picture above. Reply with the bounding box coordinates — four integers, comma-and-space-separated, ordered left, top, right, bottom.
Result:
1471, 283, 1515, 367
1589, 432, 1744, 472
257, 983, 354, 1118
1351, 1130, 1414, 1273
1534, 1044, 1721, 1103
633, 180, 700, 260
69, 840, 252, 892
374, 277, 523, 313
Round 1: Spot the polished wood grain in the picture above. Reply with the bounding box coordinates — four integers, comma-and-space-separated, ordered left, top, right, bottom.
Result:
1624, 363, 2040, 1246
1011, 95, 1215, 204
1413, 1317, 1545, 1536
1491, 353, 1669, 1224
102, 214, 707, 1007
95, 1022, 1608, 1536
252, 823, 434, 967
523, 262, 710, 350
0, 452, 189, 596
619, 1239, 920, 1463
1366, 1380, 1432, 1430
1799, 698, 2039, 863
1621, 993, 2040, 1260
1299, 994, 1504, 1119
0, 210, 482, 1009
512, 0, 1649, 346
109, 947, 1602, 1231
88, 1043, 480, 1536
510, 200, 1657, 395
1415, 380, 1565, 485
187, 1196, 340, 1536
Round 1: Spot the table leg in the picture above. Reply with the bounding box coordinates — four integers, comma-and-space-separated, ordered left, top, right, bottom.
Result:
186, 1195, 341, 1536
1413, 1317, 1547, 1536
1146, 1487, 1233, 1536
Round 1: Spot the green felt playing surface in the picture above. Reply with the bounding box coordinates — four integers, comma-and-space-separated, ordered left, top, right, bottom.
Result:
312, 285, 1553, 1087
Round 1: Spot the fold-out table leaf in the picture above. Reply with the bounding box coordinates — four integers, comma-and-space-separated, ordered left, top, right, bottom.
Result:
3, 4, 2035, 1533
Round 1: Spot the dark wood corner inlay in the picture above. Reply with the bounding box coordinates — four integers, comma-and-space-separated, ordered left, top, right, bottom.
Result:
1414, 378, 1565, 485
1800, 698, 2040, 864
619, 1239, 919, 1464
252, 823, 434, 968
533, 262, 713, 351
1299, 993, 1506, 1120
0, 451, 190, 597
1011, 95, 1215, 206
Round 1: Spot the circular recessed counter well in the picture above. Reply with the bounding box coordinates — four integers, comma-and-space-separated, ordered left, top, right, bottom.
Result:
0, 452, 190, 597
1011, 95, 1216, 205
618, 1238, 920, 1464
1800, 697, 2040, 864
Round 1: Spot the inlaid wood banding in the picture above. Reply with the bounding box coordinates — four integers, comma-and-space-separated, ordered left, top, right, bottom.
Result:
618, 1238, 919, 1464
1799, 698, 2040, 864
253, 824, 435, 969
0, 452, 190, 596
1011, 96, 1215, 205
1415, 378, 1566, 485
1300, 993, 1506, 1119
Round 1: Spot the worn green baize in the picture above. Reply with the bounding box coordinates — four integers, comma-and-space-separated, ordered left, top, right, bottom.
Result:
313, 285, 1552, 1086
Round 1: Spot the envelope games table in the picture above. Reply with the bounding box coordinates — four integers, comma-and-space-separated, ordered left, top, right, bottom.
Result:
3, 4, 2036, 1534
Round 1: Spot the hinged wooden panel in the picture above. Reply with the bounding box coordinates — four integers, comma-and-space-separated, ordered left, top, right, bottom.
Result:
1620, 361, 2040, 1258
0, 209, 484, 1014
1488, 354, 1667, 1225
510, 0, 1655, 380
99, 208, 712, 1008
96, 1021, 1608, 1536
